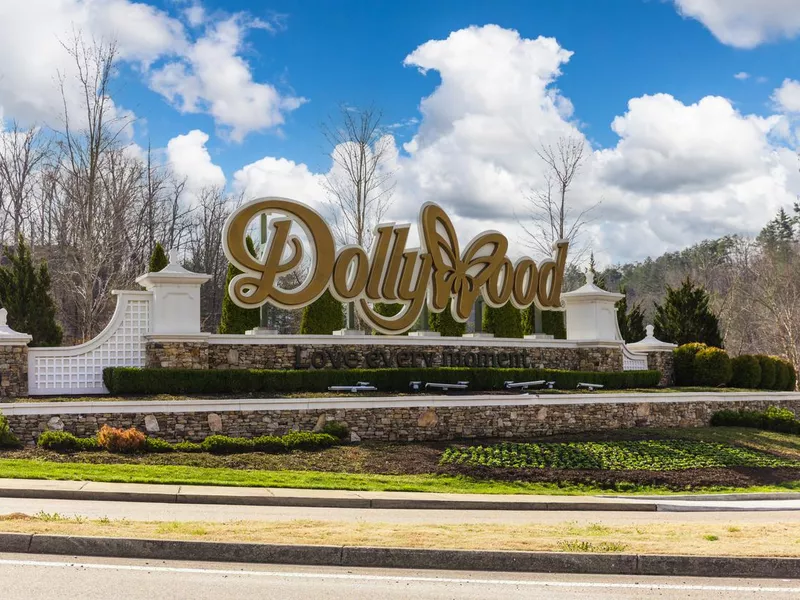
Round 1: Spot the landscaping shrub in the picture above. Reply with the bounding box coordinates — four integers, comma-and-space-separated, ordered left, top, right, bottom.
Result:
252, 435, 286, 453
37, 431, 99, 452
774, 358, 791, 391
201, 435, 255, 454
693, 347, 732, 387
711, 406, 800, 434
428, 301, 466, 337
299, 290, 344, 334
756, 355, 777, 390
482, 303, 523, 338
0, 413, 19, 448
283, 431, 338, 451
97, 425, 146, 454
787, 360, 797, 391
321, 421, 350, 440
104, 366, 661, 395
673, 343, 706, 386
173, 441, 203, 453
729, 355, 761, 389
143, 437, 174, 453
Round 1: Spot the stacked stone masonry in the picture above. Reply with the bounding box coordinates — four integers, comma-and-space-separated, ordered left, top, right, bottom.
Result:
7, 397, 800, 445
207, 343, 624, 372
0, 346, 27, 398
647, 351, 675, 387
146, 341, 209, 369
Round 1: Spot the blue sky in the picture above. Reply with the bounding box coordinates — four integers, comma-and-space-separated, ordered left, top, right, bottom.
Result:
121, 0, 797, 176
2, 0, 800, 264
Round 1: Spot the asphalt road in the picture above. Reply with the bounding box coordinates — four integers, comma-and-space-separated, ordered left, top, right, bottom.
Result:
1, 553, 799, 599
3, 496, 800, 525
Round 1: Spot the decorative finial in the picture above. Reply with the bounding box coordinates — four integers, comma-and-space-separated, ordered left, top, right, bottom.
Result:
168, 249, 179, 264
586, 269, 594, 285
646, 324, 654, 337
0, 308, 7, 327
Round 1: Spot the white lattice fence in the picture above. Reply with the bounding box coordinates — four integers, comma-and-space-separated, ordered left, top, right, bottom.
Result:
622, 345, 648, 371
28, 291, 152, 395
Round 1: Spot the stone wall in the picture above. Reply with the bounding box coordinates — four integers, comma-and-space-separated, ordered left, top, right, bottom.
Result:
6, 396, 799, 445
0, 346, 27, 398
208, 342, 624, 373
647, 351, 675, 387
146, 341, 208, 369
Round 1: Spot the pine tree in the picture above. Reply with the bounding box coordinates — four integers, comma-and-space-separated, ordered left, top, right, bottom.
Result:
148, 242, 168, 272
589, 251, 607, 290
758, 208, 795, 251
482, 303, 523, 338
218, 237, 260, 334
429, 300, 466, 337
616, 286, 646, 342
299, 290, 344, 334
653, 277, 722, 347
0, 236, 62, 346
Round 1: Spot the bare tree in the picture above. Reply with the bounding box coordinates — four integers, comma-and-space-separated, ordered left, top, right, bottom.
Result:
520, 136, 596, 264
0, 121, 51, 241
321, 105, 395, 249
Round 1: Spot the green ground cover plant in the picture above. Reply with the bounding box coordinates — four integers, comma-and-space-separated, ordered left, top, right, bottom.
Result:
440, 439, 800, 471
711, 406, 800, 434
103, 366, 661, 395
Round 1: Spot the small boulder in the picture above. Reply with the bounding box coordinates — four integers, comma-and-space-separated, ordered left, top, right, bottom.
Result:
144, 414, 160, 433
46, 416, 64, 431
417, 408, 438, 428
350, 431, 361, 443
312, 414, 327, 433
207, 413, 223, 432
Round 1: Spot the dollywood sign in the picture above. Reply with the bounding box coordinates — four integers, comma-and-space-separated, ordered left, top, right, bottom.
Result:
222, 198, 568, 335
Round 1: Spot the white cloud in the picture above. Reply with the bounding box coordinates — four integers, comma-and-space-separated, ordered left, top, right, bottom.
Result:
673, 0, 800, 48
0, 0, 301, 142
233, 156, 326, 212
734, 72, 750, 80
773, 79, 800, 113
166, 129, 225, 197
230, 25, 800, 264
150, 14, 305, 142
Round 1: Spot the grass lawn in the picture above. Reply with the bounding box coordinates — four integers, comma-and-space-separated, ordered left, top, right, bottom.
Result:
2, 427, 800, 495
3, 513, 800, 556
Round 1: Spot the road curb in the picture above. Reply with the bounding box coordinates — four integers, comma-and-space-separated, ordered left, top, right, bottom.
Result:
0, 486, 658, 511
3, 534, 799, 578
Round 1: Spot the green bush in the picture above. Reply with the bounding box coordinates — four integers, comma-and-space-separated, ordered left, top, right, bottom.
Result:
104, 366, 662, 395
300, 290, 344, 334
774, 358, 791, 391
787, 360, 797, 391
321, 421, 350, 440
429, 301, 466, 337
283, 431, 338, 450
673, 343, 707, 386
149, 242, 169, 272
144, 437, 174, 453
252, 435, 286, 453
201, 435, 255, 454
756, 355, 777, 390
219, 236, 260, 334
37, 431, 99, 452
173, 441, 203, 453
711, 406, 800, 434
0, 413, 19, 448
482, 303, 523, 338
729, 355, 761, 389
693, 347, 732, 387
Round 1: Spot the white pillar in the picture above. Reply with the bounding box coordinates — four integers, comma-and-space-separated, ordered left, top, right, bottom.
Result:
561, 271, 624, 341
135, 249, 211, 336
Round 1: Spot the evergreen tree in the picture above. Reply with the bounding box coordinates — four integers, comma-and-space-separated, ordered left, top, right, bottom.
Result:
758, 208, 795, 249
372, 302, 403, 335
482, 303, 523, 338
653, 277, 722, 347
429, 300, 466, 337
616, 286, 646, 342
299, 290, 344, 334
520, 306, 566, 339
588, 252, 608, 290
218, 237, 260, 334
148, 242, 169, 272
0, 236, 62, 346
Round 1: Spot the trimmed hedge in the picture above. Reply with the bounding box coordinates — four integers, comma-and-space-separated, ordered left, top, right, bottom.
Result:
673, 343, 706, 386
37, 430, 340, 455
104, 366, 662, 395
756, 355, 777, 390
711, 406, 800, 434
729, 355, 761, 389
693, 347, 732, 387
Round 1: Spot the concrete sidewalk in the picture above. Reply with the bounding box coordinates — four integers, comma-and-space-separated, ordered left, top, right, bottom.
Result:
2, 478, 800, 512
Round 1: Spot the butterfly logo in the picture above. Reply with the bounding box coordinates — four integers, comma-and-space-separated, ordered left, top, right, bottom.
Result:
421, 203, 508, 322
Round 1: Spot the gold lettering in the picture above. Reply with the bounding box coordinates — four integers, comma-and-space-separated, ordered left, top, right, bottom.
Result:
222, 197, 568, 334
